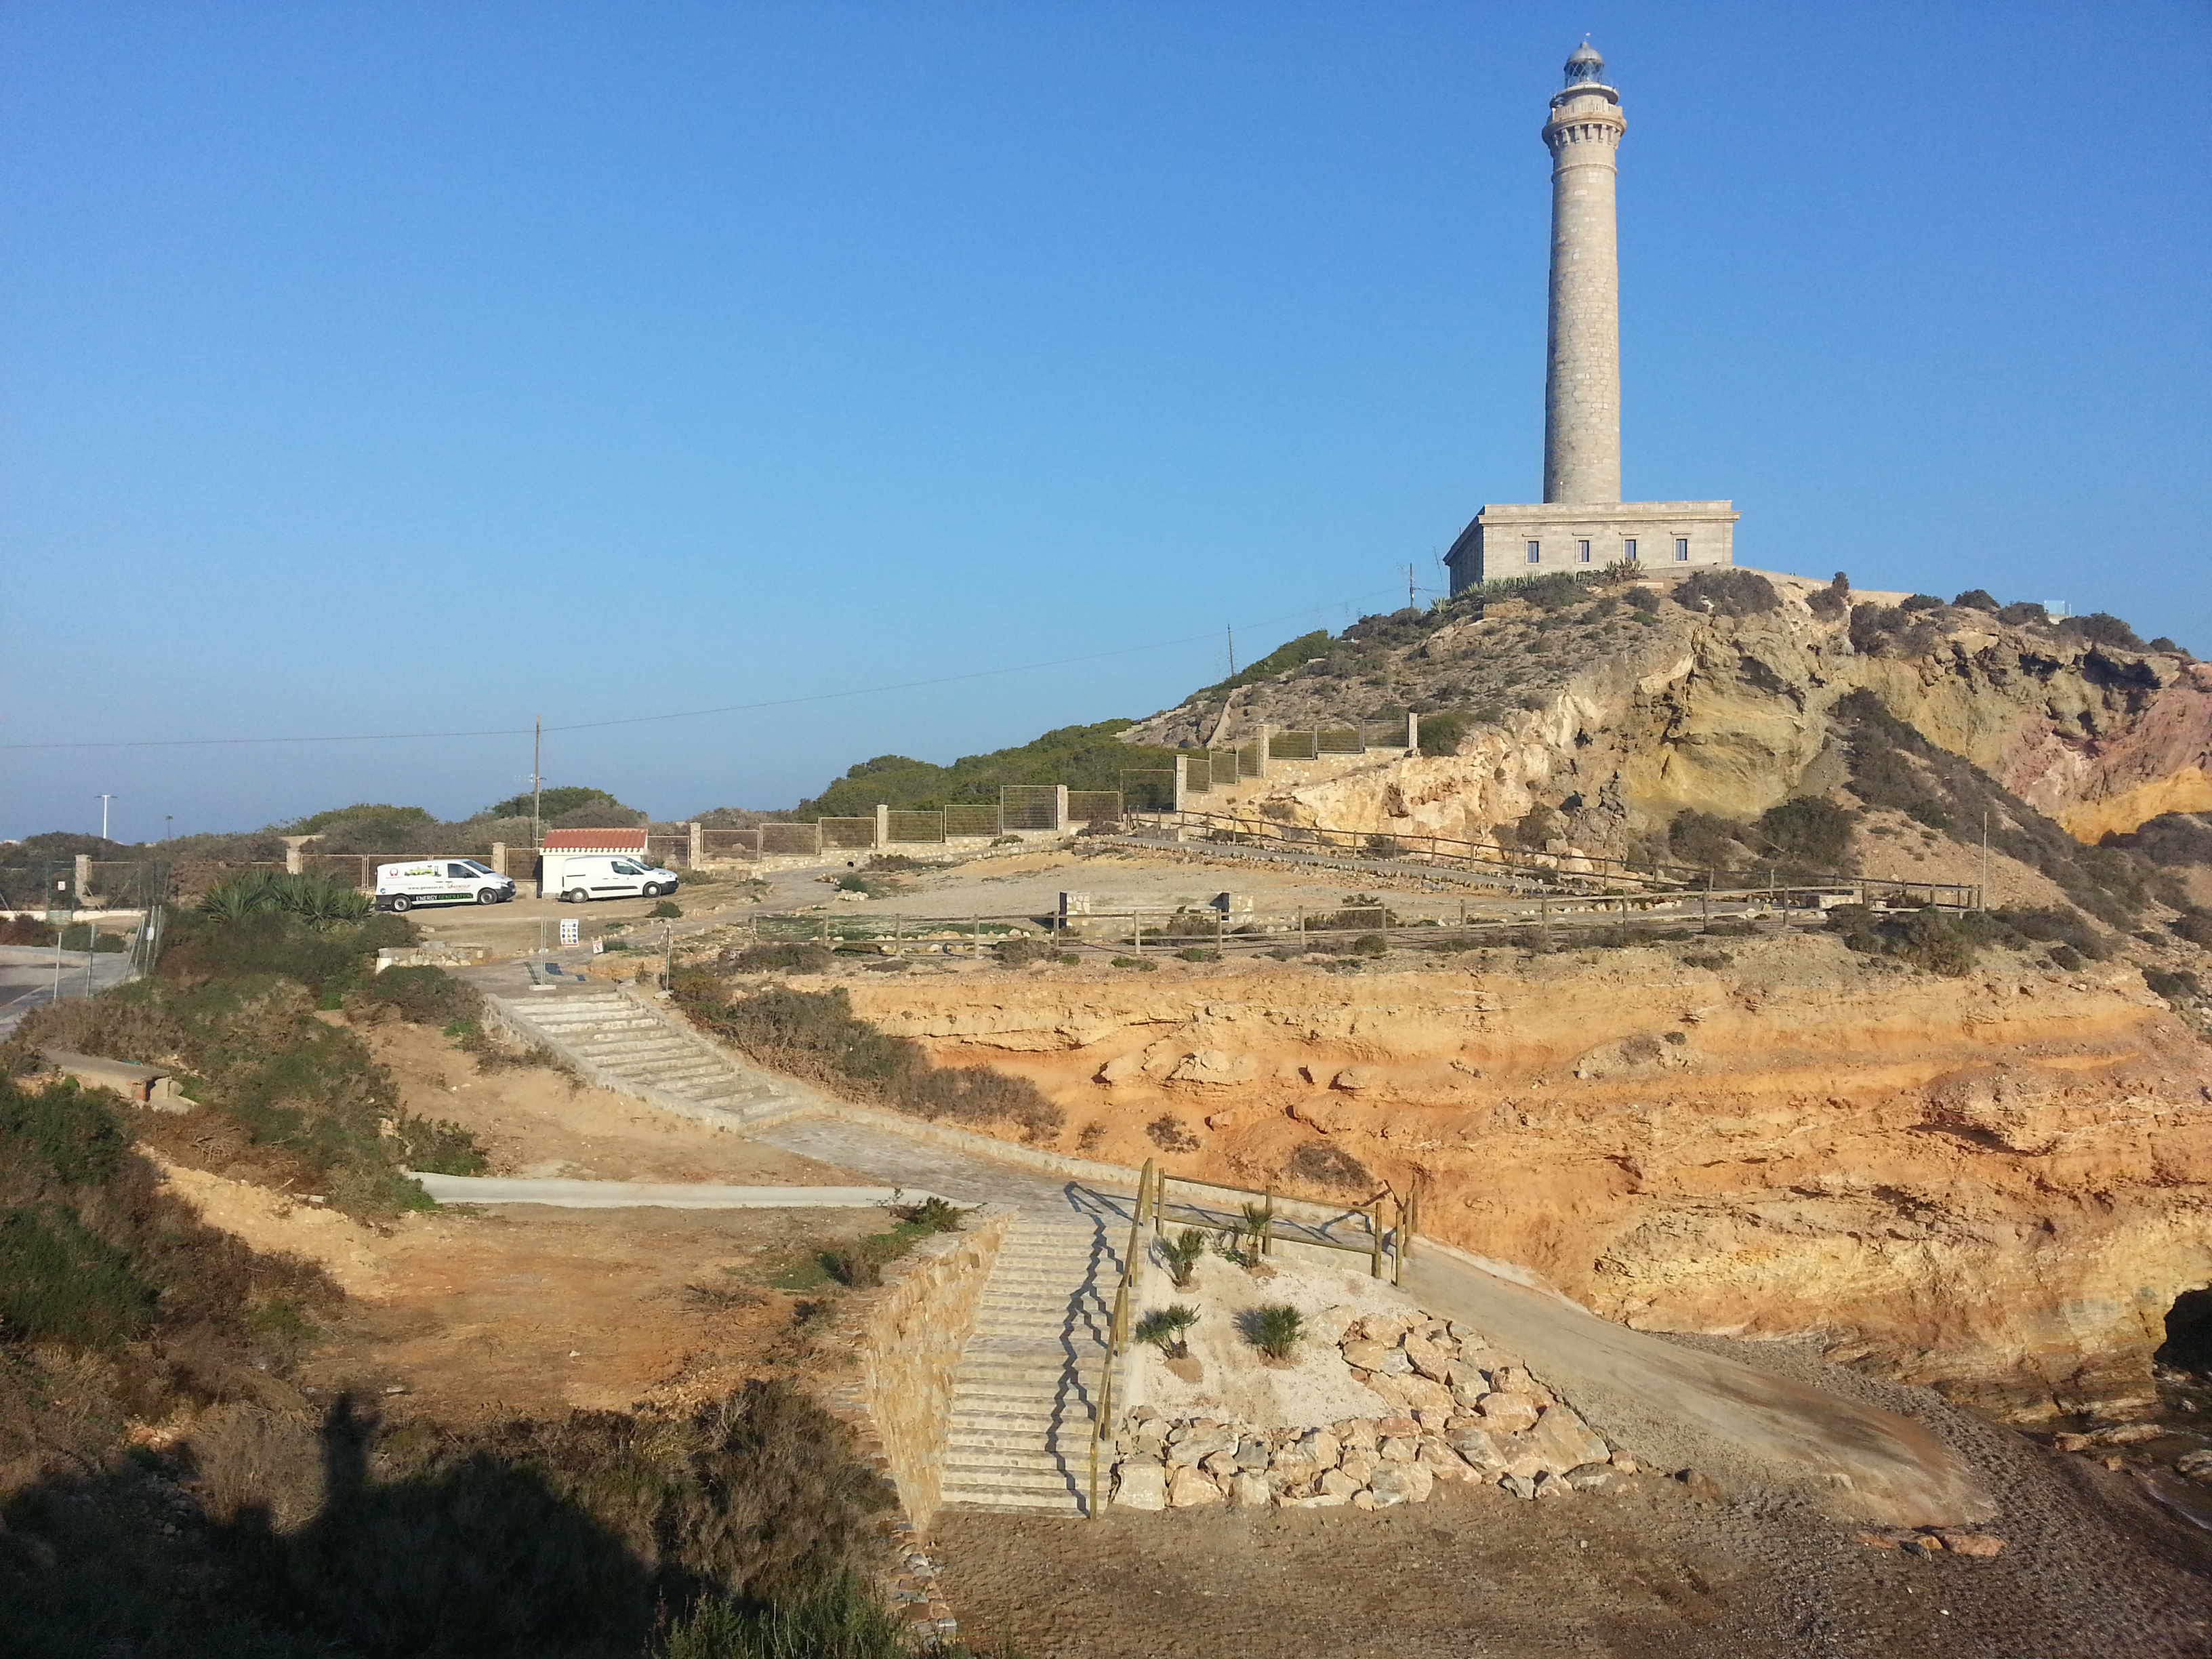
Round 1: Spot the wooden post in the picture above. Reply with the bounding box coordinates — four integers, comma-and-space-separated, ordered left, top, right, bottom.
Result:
1261, 1190, 1274, 1257
1391, 1195, 1404, 1286
1369, 1202, 1383, 1278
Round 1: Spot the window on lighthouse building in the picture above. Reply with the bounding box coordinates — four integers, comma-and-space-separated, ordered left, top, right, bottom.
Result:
1526, 541, 1541, 564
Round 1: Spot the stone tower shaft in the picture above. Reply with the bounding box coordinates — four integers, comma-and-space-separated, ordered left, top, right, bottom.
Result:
1542, 43, 1626, 504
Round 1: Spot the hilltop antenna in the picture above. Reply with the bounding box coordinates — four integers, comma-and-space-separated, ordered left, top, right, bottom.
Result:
1225, 626, 1236, 678
1407, 564, 1420, 608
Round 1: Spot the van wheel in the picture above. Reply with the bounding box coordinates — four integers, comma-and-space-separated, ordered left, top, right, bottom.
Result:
476, 888, 499, 905
641, 882, 663, 899
565, 889, 589, 903
390, 895, 413, 912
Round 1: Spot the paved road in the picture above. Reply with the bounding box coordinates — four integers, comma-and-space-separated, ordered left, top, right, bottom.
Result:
0, 943, 137, 1042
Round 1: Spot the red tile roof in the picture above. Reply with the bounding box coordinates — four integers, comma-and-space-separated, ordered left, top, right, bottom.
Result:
540, 828, 649, 852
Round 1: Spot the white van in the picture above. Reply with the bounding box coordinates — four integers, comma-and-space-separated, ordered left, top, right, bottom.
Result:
547, 854, 681, 903
374, 859, 516, 912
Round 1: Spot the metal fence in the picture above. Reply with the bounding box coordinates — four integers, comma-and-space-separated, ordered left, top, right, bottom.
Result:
1000, 785, 1063, 832
1067, 791, 1122, 823
820, 817, 876, 851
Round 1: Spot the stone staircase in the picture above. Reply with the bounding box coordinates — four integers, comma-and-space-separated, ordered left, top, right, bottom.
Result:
939, 1218, 1120, 1517
491, 989, 794, 1126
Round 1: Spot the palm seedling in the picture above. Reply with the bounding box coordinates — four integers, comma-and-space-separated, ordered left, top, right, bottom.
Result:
1159, 1227, 1208, 1289
1242, 1303, 1305, 1361
1134, 1304, 1200, 1360
1211, 1201, 1275, 1267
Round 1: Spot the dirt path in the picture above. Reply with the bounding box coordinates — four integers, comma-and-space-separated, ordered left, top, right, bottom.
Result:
937, 1390, 2212, 1659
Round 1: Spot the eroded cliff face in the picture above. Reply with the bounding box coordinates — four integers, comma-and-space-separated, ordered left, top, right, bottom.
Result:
832, 944, 2212, 1420
1125, 573, 2212, 850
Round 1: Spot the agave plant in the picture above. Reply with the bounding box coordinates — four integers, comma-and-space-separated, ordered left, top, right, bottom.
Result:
198, 872, 371, 928
1159, 1227, 1208, 1290
1133, 1304, 1199, 1359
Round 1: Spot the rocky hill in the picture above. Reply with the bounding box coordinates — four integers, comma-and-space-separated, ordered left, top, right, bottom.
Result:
1124, 568, 2212, 925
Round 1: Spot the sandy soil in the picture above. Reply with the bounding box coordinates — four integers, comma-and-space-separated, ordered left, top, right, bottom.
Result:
297, 1202, 879, 1420
153, 1015, 895, 1424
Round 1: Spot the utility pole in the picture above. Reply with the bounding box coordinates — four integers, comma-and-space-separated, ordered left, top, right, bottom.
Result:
98, 794, 117, 842
1981, 811, 1990, 912
1225, 627, 1236, 680
1406, 564, 1418, 608
532, 714, 544, 848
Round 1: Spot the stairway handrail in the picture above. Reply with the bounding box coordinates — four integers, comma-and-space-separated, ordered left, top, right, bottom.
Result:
1088, 1159, 1154, 1519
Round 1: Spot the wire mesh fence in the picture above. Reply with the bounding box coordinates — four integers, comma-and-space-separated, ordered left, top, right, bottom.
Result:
886, 811, 945, 844
1067, 790, 1122, 823
1000, 785, 1063, 831
819, 817, 876, 851
1120, 770, 1176, 811
943, 804, 1002, 837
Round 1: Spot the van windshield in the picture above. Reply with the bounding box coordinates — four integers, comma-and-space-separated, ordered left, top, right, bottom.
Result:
463, 860, 493, 874
611, 860, 642, 874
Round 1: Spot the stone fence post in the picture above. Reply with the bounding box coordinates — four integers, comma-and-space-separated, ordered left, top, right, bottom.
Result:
687, 821, 703, 866
874, 804, 890, 851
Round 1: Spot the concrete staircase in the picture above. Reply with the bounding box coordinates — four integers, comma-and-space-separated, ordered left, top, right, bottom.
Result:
939, 1218, 1120, 1517
491, 989, 794, 1126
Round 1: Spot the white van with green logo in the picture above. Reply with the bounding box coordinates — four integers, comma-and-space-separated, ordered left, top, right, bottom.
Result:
373, 859, 517, 912
548, 855, 681, 903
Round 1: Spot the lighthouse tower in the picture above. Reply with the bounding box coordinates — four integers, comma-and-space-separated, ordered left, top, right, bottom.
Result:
1543, 40, 1626, 505
1444, 43, 1738, 593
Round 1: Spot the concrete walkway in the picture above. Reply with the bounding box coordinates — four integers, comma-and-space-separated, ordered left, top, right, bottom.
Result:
453, 968, 1990, 1527
0, 944, 137, 1042
407, 1174, 953, 1209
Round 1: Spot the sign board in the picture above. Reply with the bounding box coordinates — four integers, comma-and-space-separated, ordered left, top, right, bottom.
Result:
558, 918, 580, 946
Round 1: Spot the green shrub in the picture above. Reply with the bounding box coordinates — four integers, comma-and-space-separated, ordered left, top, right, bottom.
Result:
1826, 904, 1982, 976
724, 942, 838, 975
1747, 798, 1858, 872
2171, 911, 2212, 949
349, 964, 482, 1027
2145, 968, 2203, 1005
1284, 1140, 1372, 1193
677, 983, 1063, 1140
1679, 951, 1733, 970
1174, 946, 1221, 962
649, 899, 684, 918
995, 935, 1062, 968
1145, 1115, 1200, 1153
1674, 569, 1781, 617
1241, 1303, 1305, 1361
1416, 710, 1472, 756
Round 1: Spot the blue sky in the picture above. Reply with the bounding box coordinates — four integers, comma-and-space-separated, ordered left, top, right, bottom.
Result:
4, 1, 2207, 839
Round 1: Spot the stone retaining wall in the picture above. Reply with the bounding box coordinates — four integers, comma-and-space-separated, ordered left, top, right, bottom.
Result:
817, 1203, 1015, 1535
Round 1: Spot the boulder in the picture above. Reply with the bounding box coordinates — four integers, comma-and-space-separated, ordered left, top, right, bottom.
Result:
1298, 1428, 1342, 1467
1168, 1425, 1237, 1467
1228, 1472, 1274, 1508
1370, 1462, 1435, 1504
1337, 1419, 1380, 1451
1338, 1451, 1378, 1486
1475, 1392, 1542, 1433
1532, 1471, 1573, 1500
1305, 1304, 1362, 1345
1938, 1533, 2006, 1558
1287, 1492, 1348, 1509
1200, 1451, 1240, 1479
1366, 1373, 1456, 1416
1521, 1405, 1610, 1473
1500, 1473, 1538, 1500
1418, 1438, 1472, 1478
1318, 1468, 1364, 1500
1113, 1462, 1167, 1510
1168, 1466, 1225, 1507
1342, 1340, 1412, 1374
1446, 1425, 1512, 1474
1168, 1048, 1258, 1084
1401, 1334, 1454, 1381
1235, 1438, 1271, 1471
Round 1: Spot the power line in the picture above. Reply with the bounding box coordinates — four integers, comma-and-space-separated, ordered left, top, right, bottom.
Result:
2, 587, 1401, 753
